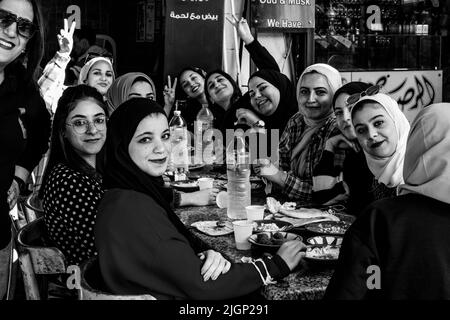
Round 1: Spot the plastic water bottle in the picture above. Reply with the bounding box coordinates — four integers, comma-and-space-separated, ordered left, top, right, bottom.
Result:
169, 110, 189, 180
195, 104, 214, 165
226, 132, 251, 220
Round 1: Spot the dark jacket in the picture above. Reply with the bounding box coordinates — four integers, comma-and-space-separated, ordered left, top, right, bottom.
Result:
324, 193, 450, 300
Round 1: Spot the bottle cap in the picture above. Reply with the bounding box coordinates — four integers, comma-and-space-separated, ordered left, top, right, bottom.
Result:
174, 110, 181, 116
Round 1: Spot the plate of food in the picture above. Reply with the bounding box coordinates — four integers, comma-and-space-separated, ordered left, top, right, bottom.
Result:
215, 174, 262, 183
305, 245, 341, 263
189, 163, 205, 171
252, 220, 293, 233
216, 181, 264, 191
171, 180, 199, 192
304, 221, 352, 236
248, 232, 302, 254
190, 220, 233, 236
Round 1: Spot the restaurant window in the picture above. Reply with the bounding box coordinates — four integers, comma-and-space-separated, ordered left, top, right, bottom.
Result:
314, 0, 446, 71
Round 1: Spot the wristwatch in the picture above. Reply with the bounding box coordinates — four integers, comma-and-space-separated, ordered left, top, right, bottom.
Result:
252, 120, 265, 128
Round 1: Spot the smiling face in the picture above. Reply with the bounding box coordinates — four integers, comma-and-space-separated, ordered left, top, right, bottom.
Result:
128, 113, 171, 177
297, 73, 333, 121
85, 60, 113, 95
206, 73, 234, 107
334, 93, 357, 140
352, 102, 398, 158
180, 70, 205, 99
128, 80, 155, 100
64, 98, 107, 163
248, 76, 281, 117
0, 0, 33, 70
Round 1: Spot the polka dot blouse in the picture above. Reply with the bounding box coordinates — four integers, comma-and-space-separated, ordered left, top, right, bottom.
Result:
43, 163, 105, 266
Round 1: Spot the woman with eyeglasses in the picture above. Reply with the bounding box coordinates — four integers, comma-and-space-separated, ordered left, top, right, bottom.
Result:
350, 92, 410, 198
95, 98, 306, 299
0, 0, 50, 298
39, 85, 107, 266
256, 64, 343, 204
311, 82, 376, 215
325, 103, 450, 300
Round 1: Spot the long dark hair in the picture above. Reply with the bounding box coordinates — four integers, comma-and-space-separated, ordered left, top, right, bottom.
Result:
40, 85, 108, 198
3, 0, 45, 82
204, 69, 242, 109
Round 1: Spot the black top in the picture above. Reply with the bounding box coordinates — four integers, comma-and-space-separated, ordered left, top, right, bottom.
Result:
0, 63, 51, 247
324, 193, 450, 300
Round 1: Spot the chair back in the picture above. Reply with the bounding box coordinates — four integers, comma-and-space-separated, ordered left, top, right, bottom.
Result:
16, 217, 67, 300
79, 257, 156, 300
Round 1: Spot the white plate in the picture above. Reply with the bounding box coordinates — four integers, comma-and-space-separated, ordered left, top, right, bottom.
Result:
190, 221, 233, 236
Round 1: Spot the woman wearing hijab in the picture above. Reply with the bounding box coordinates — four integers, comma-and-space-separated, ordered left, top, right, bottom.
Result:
95, 98, 305, 299
78, 56, 115, 98
106, 72, 156, 115
324, 103, 450, 299
256, 63, 343, 203
351, 92, 410, 198
205, 16, 280, 134
312, 82, 375, 214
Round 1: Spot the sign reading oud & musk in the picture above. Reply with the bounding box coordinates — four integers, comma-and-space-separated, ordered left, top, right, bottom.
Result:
251, 0, 315, 31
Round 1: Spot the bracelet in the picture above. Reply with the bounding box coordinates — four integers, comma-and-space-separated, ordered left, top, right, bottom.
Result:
242, 256, 277, 286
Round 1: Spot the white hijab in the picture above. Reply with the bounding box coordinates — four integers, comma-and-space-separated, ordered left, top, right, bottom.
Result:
352, 93, 410, 188
398, 103, 450, 204
78, 57, 115, 86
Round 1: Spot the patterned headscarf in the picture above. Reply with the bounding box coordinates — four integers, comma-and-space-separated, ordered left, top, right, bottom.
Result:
106, 72, 156, 114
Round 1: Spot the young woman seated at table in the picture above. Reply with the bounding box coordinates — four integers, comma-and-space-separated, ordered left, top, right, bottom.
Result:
40, 85, 107, 266
106, 72, 176, 117
95, 98, 306, 299
311, 82, 375, 214
255, 63, 343, 204
350, 91, 410, 199
324, 103, 450, 299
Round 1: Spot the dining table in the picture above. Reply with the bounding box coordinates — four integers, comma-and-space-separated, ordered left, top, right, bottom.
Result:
173, 165, 337, 300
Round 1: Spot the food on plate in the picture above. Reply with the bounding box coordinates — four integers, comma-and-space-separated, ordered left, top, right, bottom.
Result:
315, 222, 349, 234
281, 202, 296, 210
254, 222, 281, 232
279, 207, 340, 221
255, 232, 287, 246
266, 197, 282, 214
306, 245, 340, 260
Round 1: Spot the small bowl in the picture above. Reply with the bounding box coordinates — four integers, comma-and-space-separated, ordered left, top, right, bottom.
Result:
248, 231, 302, 255
304, 245, 341, 264
306, 236, 343, 247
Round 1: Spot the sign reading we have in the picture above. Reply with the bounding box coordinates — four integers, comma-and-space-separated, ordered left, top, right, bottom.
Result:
251, 0, 315, 31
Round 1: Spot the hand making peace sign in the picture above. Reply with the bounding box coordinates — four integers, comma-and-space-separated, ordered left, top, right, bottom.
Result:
57, 18, 76, 55
164, 75, 178, 108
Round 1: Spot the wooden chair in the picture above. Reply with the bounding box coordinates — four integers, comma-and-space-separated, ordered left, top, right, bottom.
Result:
16, 217, 67, 300
79, 257, 156, 300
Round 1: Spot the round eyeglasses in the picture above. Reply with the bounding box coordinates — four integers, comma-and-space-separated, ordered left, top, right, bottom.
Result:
66, 117, 107, 134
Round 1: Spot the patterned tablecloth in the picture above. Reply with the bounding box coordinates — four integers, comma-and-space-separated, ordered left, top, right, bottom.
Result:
175, 201, 334, 300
